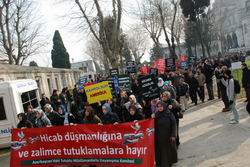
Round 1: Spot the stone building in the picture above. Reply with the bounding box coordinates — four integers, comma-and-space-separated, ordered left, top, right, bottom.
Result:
212, 0, 250, 54
0, 64, 87, 97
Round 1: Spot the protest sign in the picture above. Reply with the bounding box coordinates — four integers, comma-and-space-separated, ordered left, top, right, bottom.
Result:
138, 74, 160, 100
165, 58, 176, 71
139, 66, 150, 75
231, 61, 242, 70
11, 119, 155, 167
152, 59, 165, 75
108, 77, 120, 97
84, 81, 112, 104
126, 61, 137, 74
110, 68, 119, 77
118, 75, 131, 92
150, 68, 158, 76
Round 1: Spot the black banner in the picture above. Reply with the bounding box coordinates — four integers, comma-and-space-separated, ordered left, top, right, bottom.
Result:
118, 75, 131, 92
126, 61, 137, 74
110, 68, 119, 77
138, 74, 160, 100
165, 58, 176, 71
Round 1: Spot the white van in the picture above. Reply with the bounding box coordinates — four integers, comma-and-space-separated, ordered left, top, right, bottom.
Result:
0, 79, 40, 148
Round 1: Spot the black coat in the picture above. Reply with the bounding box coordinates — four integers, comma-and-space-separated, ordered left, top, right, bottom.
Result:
155, 110, 178, 166
47, 111, 64, 126
204, 64, 214, 83
101, 112, 120, 124
242, 68, 250, 88
186, 76, 199, 92
125, 112, 143, 122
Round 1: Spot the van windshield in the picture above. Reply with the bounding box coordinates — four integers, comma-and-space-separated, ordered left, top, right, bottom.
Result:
21, 89, 39, 112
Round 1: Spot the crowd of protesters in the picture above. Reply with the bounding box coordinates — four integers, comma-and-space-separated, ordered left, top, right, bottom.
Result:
16, 52, 250, 167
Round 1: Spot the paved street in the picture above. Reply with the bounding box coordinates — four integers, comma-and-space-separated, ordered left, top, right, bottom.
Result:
177, 100, 250, 167
1, 100, 250, 167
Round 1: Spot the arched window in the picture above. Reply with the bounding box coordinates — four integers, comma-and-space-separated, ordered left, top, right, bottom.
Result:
232, 33, 239, 48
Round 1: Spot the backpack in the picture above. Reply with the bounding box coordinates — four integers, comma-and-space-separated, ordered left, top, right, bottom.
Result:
234, 79, 241, 94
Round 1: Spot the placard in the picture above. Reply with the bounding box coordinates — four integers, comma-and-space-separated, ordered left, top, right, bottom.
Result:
152, 59, 165, 75
118, 75, 131, 92
126, 61, 137, 74
84, 81, 112, 104
138, 74, 160, 100
110, 68, 119, 77
165, 58, 176, 71
11, 119, 155, 167
231, 62, 242, 70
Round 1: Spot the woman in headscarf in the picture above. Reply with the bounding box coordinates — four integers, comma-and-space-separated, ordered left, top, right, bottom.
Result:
125, 105, 144, 122
124, 95, 143, 118
34, 109, 51, 128
101, 103, 120, 124
162, 91, 183, 147
17, 113, 33, 128
155, 101, 178, 167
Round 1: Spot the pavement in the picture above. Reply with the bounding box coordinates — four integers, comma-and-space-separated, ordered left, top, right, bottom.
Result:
1, 99, 250, 167
176, 99, 250, 167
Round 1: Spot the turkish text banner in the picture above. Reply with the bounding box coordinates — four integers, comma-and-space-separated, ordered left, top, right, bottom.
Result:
11, 119, 155, 167
84, 81, 112, 104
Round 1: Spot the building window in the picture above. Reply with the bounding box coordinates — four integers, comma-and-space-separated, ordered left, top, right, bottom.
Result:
0, 97, 7, 121
21, 90, 39, 111
47, 78, 51, 94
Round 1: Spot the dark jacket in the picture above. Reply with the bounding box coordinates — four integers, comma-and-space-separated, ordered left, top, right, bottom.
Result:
176, 83, 189, 97
46, 111, 64, 126
17, 113, 33, 128
204, 63, 214, 83
40, 97, 50, 110
101, 112, 120, 124
242, 67, 250, 88
155, 110, 178, 165
125, 111, 143, 122
186, 76, 199, 92
26, 111, 37, 127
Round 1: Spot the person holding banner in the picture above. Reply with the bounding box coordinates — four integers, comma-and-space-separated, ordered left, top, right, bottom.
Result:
17, 113, 33, 129
34, 109, 51, 128
125, 105, 144, 122
101, 103, 120, 124
83, 106, 102, 124
155, 101, 178, 167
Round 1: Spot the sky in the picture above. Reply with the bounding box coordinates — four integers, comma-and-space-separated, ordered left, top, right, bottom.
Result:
28, 0, 142, 67
28, 0, 215, 67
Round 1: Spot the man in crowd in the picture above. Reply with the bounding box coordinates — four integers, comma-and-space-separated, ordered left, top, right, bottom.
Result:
203, 59, 215, 101
242, 63, 250, 102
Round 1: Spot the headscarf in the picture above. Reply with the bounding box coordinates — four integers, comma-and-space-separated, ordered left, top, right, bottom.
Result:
102, 103, 112, 113
129, 95, 137, 104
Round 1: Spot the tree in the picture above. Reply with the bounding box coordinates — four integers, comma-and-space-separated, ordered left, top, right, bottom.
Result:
137, 0, 162, 58
51, 30, 71, 69
85, 35, 110, 72
0, 0, 45, 65
180, 0, 210, 57
150, 43, 164, 61
74, 0, 122, 68
127, 25, 149, 64
29, 61, 38, 67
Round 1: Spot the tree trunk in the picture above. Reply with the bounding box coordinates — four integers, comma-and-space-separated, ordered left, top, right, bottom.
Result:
196, 19, 206, 57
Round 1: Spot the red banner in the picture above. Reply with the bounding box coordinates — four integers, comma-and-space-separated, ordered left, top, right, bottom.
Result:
152, 59, 165, 75
10, 119, 155, 167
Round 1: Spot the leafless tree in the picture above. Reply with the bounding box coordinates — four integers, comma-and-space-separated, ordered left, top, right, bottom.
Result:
0, 0, 45, 65
137, 0, 162, 56
85, 35, 110, 72
127, 25, 149, 64
72, 0, 122, 69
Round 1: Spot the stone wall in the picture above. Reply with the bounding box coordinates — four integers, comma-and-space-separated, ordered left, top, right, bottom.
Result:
0, 64, 91, 97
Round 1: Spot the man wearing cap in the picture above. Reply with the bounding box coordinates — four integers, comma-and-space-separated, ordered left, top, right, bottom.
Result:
242, 63, 250, 102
